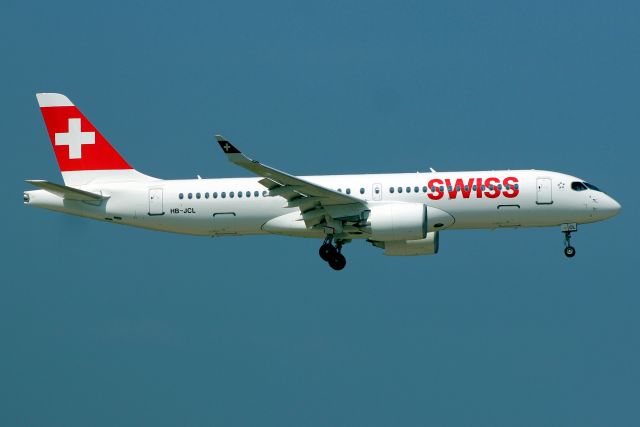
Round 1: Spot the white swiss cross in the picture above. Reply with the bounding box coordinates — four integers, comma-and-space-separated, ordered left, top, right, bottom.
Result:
223, 143, 231, 151
55, 118, 95, 159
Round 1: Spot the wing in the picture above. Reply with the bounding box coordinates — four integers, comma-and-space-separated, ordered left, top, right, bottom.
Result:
215, 135, 368, 228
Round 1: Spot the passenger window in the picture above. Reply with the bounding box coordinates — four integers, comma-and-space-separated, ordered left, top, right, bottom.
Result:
188, 193, 193, 199
230, 192, 235, 198
390, 187, 395, 193
346, 188, 351, 195
360, 188, 365, 194
464, 185, 469, 191
398, 187, 403, 193
238, 191, 242, 198
254, 191, 259, 197
472, 185, 477, 191
262, 191, 268, 197
431, 186, 436, 192
406, 187, 411, 193
221, 192, 226, 198
213, 192, 218, 199
246, 191, 251, 197
196, 192, 201, 199
498, 184, 502, 190
205, 192, 209, 199
179, 193, 184, 200
414, 186, 419, 193
422, 186, 427, 193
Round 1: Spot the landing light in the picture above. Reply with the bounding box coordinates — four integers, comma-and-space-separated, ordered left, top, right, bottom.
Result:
23, 193, 29, 203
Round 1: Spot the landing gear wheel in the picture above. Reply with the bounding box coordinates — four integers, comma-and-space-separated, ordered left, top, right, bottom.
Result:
319, 236, 348, 270
319, 243, 337, 261
328, 253, 347, 271
562, 226, 577, 258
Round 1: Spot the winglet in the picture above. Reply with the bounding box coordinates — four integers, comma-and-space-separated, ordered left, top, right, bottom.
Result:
215, 135, 241, 154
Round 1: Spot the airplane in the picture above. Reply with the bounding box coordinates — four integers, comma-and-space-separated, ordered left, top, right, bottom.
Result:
24, 93, 621, 270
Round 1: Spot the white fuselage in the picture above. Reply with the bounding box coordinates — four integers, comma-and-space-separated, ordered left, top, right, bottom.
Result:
24, 169, 620, 238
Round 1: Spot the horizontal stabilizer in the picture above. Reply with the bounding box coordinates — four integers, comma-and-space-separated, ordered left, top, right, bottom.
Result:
25, 180, 106, 201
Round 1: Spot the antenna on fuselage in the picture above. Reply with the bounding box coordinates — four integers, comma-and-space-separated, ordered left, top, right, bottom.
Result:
429, 167, 437, 172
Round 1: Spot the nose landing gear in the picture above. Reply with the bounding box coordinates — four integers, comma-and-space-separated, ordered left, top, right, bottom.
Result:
564, 244, 576, 257
319, 236, 347, 270
561, 223, 577, 258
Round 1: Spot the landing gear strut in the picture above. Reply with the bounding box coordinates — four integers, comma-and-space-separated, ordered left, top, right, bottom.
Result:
562, 223, 577, 258
319, 236, 347, 270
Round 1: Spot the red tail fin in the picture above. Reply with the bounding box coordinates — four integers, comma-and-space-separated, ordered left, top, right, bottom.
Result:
35, 93, 156, 186
37, 93, 132, 172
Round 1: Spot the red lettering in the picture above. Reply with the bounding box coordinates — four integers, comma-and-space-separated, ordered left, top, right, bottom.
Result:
459, 178, 474, 198
484, 177, 500, 198
427, 178, 444, 200
444, 179, 456, 199
426, 176, 519, 200
503, 176, 519, 198
445, 178, 474, 199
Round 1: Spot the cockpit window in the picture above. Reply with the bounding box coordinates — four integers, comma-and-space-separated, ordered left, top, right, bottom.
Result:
571, 182, 587, 191
583, 182, 601, 192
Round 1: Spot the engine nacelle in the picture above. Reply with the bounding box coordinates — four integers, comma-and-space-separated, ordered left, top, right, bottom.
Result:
367, 203, 427, 241
383, 232, 439, 256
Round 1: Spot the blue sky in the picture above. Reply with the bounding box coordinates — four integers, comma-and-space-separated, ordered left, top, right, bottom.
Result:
2, 1, 639, 426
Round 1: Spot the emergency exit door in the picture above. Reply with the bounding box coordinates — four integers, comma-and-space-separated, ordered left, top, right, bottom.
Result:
372, 183, 382, 201
148, 188, 164, 215
536, 178, 553, 204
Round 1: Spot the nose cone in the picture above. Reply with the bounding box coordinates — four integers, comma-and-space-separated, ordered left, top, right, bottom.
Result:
600, 195, 621, 219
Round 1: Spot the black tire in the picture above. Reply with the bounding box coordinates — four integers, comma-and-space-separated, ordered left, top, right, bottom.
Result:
319, 243, 337, 261
328, 253, 347, 271
564, 246, 576, 258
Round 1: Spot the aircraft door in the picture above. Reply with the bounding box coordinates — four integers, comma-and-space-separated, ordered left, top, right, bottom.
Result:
148, 188, 164, 215
536, 178, 553, 204
212, 212, 237, 235
372, 183, 382, 201
497, 204, 521, 226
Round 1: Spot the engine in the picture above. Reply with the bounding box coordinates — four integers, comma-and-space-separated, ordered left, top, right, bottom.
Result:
366, 203, 427, 241
372, 232, 440, 256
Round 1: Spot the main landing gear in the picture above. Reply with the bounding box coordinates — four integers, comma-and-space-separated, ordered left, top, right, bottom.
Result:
561, 223, 577, 258
319, 237, 347, 270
